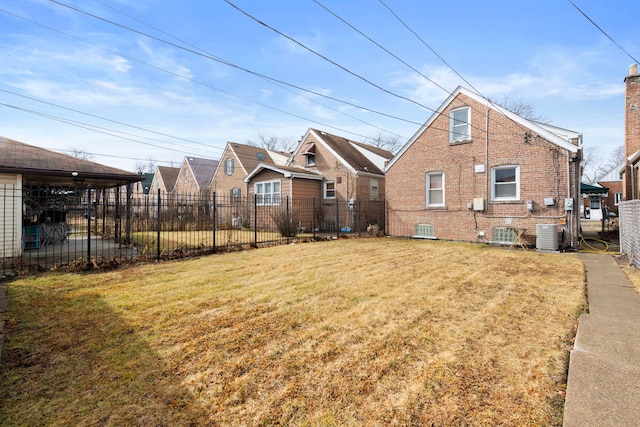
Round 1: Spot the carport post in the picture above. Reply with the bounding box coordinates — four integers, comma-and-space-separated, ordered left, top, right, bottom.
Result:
87, 185, 92, 266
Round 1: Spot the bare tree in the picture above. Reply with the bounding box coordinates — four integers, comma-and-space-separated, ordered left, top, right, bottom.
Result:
247, 133, 296, 152
135, 156, 157, 174
582, 145, 624, 184
70, 148, 93, 160
489, 96, 551, 124
365, 133, 403, 154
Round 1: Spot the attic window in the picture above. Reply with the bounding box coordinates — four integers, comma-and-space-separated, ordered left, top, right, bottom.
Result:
306, 154, 316, 166
450, 107, 471, 143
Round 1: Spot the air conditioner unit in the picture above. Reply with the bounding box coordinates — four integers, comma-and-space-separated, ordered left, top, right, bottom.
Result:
536, 224, 558, 252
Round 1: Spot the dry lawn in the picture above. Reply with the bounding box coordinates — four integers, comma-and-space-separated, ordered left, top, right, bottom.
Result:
0, 239, 585, 426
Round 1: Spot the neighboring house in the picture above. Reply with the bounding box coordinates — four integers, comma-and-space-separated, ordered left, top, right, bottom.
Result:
172, 156, 219, 198
209, 142, 288, 202
0, 137, 142, 257
622, 64, 640, 200
149, 166, 180, 198
131, 172, 154, 217
581, 165, 623, 220
385, 86, 582, 249
244, 128, 392, 232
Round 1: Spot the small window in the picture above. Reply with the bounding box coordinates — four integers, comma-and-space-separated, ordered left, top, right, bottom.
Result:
230, 187, 241, 202
491, 166, 519, 201
370, 179, 379, 201
224, 158, 234, 175
450, 107, 471, 143
414, 224, 435, 239
184, 170, 188, 182
324, 181, 336, 199
615, 193, 623, 206
255, 180, 281, 206
426, 172, 444, 206
306, 154, 316, 166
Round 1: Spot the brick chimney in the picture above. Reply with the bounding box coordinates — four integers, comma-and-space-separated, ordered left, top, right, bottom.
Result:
623, 64, 640, 199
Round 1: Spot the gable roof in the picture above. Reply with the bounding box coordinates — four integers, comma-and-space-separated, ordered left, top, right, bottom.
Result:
155, 166, 180, 191
292, 129, 393, 175
386, 86, 581, 171
0, 136, 142, 187
182, 157, 219, 190
243, 164, 323, 183
599, 164, 624, 183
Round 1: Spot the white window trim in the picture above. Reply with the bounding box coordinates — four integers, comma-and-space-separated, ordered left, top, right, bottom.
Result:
370, 178, 379, 201
426, 172, 445, 207
255, 180, 281, 206
450, 106, 471, 143
324, 181, 336, 199
225, 158, 234, 175
306, 154, 316, 166
491, 165, 520, 201
615, 192, 623, 206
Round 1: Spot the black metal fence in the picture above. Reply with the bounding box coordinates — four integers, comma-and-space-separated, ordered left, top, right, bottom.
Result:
1, 185, 386, 278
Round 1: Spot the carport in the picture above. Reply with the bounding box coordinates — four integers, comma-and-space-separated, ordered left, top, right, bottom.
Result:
0, 137, 143, 274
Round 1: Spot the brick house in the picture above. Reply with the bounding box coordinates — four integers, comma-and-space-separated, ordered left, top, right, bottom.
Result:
622, 64, 640, 200
209, 142, 289, 202
173, 157, 218, 197
149, 166, 180, 198
385, 86, 582, 250
244, 128, 392, 232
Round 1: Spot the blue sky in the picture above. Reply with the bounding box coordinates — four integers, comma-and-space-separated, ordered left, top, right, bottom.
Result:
1, 0, 637, 172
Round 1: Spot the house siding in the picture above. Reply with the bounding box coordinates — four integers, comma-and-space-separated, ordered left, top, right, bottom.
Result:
0, 173, 22, 257
210, 147, 246, 202
624, 69, 640, 200
386, 93, 580, 247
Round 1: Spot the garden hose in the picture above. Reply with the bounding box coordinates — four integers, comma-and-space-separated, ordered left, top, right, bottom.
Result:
579, 235, 621, 254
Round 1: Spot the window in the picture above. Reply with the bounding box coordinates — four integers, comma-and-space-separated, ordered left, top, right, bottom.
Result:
426, 172, 444, 206
450, 107, 471, 143
370, 179, 379, 201
255, 180, 281, 206
615, 193, 623, 206
324, 181, 336, 198
414, 224, 435, 239
306, 154, 316, 166
491, 166, 519, 201
230, 187, 241, 202
224, 158, 234, 175
184, 170, 188, 182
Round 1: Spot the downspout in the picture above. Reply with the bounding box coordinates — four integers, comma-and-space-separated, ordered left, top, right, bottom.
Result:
486, 108, 490, 201
632, 163, 636, 200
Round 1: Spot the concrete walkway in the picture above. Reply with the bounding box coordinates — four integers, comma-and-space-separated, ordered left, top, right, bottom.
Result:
563, 253, 640, 426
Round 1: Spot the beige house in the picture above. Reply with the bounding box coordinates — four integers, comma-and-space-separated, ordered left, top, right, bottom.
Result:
209, 142, 288, 202
149, 166, 180, 198
244, 128, 392, 232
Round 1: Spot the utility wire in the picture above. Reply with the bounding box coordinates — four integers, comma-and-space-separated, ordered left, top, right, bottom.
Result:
1, 8, 399, 143
567, 0, 639, 64
224, 0, 441, 114
47, 0, 424, 128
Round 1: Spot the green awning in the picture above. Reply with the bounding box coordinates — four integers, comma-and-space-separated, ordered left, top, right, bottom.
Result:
581, 182, 609, 194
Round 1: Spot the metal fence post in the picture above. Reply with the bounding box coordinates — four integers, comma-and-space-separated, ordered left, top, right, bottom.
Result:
212, 192, 217, 254
253, 194, 258, 248
87, 185, 92, 267
336, 198, 340, 238
286, 196, 290, 244
312, 197, 316, 239
157, 189, 161, 261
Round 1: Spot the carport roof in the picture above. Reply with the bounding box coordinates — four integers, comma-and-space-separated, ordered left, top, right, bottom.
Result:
0, 137, 143, 188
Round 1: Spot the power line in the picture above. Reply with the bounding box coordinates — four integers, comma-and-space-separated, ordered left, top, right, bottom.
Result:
0, 8, 399, 142
567, 0, 639, 64
224, 0, 441, 114
47, 0, 425, 129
